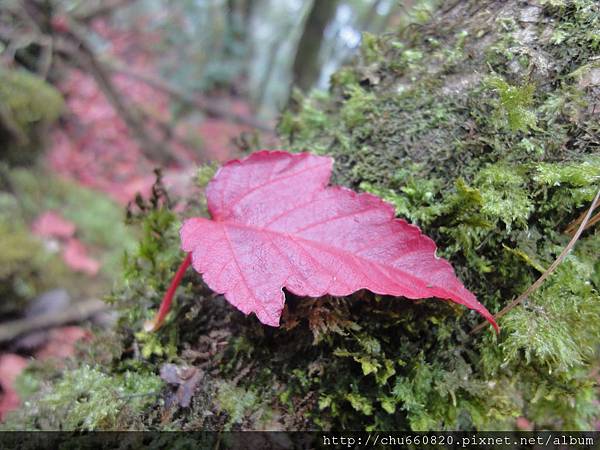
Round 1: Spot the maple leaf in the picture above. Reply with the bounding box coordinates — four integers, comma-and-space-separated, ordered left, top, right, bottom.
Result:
150, 151, 498, 332
159, 364, 203, 408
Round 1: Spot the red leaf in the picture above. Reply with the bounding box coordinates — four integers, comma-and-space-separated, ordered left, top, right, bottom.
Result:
0, 354, 28, 421
179, 151, 498, 331
34, 326, 91, 360
32, 211, 76, 239
62, 238, 101, 276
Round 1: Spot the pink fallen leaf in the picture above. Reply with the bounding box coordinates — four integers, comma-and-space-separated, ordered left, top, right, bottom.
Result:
151, 151, 498, 332
62, 238, 101, 276
0, 354, 28, 421
159, 364, 203, 408
32, 211, 76, 239
516, 416, 534, 431
35, 326, 91, 360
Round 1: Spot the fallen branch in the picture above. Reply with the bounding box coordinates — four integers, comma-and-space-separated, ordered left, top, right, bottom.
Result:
0, 298, 108, 343
471, 187, 600, 335
61, 20, 178, 165
72, 0, 138, 24
105, 60, 274, 133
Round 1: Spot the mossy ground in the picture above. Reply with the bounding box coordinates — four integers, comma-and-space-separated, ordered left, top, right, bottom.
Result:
0, 66, 133, 315
5, 0, 600, 431
5, 166, 137, 278
0, 190, 71, 317
0, 165, 138, 311
0, 68, 63, 166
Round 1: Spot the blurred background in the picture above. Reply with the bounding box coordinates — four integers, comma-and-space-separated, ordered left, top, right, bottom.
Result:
0, 0, 425, 420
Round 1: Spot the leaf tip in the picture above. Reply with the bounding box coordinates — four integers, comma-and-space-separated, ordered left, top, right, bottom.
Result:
482, 310, 500, 334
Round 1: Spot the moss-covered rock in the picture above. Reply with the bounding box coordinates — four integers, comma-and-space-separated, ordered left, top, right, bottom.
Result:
6, 0, 600, 431
0, 68, 63, 165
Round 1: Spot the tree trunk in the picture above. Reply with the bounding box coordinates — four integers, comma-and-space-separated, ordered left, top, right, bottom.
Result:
291, 0, 339, 92
360, 0, 384, 32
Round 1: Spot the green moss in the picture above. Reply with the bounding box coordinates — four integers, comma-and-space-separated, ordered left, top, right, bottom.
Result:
0, 69, 62, 124
502, 258, 600, 372
10, 0, 600, 432
0, 191, 71, 315
485, 77, 537, 132
340, 85, 376, 128
360, 32, 383, 65
4, 365, 162, 430
216, 383, 262, 429
0, 68, 63, 165
6, 167, 136, 279
542, 0, 600, 76
475, 164, 533, 230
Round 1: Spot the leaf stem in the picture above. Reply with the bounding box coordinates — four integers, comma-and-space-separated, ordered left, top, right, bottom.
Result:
145, 253, 192, 332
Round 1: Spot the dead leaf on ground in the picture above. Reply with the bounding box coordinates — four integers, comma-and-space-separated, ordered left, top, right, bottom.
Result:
159, 364, 203, 408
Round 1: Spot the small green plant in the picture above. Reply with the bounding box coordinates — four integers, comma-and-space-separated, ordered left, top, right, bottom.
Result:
486, 76, 537, 132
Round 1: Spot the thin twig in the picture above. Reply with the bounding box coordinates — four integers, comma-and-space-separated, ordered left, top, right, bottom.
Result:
61, 19, 176, 165
104, 60, 274, 133
72, 0, 137, 24
564, 203, 600, 236
471, 188, 600, 335
38, 35, 53, 79
0, 298, 108, 343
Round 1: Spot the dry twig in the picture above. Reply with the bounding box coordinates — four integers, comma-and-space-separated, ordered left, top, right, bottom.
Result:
60, 19, 177, 165
564, 203, 600, 236
471, 187, 600, 335
104, 60, 274, 133
0, 298, 108, 343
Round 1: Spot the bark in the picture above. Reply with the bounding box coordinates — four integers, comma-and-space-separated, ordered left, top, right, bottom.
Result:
291, 0, 339, 92
360, 0, 384, 32
0, 298, 107, 343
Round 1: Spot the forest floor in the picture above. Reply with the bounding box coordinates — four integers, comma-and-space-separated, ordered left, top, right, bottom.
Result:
0, 17, 276, 422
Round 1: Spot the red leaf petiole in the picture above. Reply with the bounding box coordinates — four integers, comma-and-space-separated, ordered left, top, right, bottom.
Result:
145, 253, 192, 332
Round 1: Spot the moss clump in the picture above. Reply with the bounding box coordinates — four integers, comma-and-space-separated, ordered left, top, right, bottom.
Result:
0, 164, 137, 315
215, 382, 270, 430
4, 365, 162, 430
485, 77, 537, 132
6, 167, 137, 278
0, 68, 63, 165
0, 191, 70, 316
